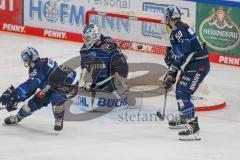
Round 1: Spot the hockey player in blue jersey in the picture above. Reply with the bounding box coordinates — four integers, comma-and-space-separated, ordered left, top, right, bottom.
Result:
0, 47, 78, 131
163, 6, 210, 140
79, 24, 128, 95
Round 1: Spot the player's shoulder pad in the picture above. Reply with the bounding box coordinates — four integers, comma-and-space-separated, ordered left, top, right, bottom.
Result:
39, 58, 48, 65
100, 36, 118, 52
80, 45, 90, 55
174, 21, 189, 32
38, 58, 56, 69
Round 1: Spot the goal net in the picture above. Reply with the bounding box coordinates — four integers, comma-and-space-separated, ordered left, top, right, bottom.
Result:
84, 10, 226, 111
85, 10, 170, 55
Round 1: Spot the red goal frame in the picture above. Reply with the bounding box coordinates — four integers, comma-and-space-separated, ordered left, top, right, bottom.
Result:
85, 10, 167, 55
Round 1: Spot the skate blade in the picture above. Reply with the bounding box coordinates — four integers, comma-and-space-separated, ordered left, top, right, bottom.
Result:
179, 131, 201, 141
2, 123, 18, 126
52, 131, 61, 136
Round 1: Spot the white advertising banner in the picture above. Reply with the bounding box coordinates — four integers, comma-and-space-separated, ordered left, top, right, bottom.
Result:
24, 0, 132, 33
86, 0, 196, 47
24, 0, 196, 34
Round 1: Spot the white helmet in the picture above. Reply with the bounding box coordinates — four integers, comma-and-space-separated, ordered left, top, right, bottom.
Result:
21, 47, 39, 68
82, 24, 101, 49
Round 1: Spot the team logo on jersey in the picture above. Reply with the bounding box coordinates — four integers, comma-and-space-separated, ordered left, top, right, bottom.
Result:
199, 7, 240, 51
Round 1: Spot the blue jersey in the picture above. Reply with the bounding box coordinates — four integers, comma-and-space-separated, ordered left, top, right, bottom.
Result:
16, 58, 58, 102
170, 21, 203, 69
80, 36, 128, 84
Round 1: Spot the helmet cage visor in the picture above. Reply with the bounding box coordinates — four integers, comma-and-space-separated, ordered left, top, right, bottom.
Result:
21, 51, 32, 67
82, 25, 101, 49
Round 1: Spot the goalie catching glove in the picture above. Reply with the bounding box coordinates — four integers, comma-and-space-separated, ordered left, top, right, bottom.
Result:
0, 85, 19, 112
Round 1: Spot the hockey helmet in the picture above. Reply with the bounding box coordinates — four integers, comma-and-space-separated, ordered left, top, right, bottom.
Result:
164, 5, 182, 22
21, 47, 40, 67
82, 24, 101, 49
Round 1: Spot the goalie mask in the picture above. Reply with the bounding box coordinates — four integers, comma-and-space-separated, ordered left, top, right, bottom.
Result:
82, 24, 101, 49
21, 47, 40, 68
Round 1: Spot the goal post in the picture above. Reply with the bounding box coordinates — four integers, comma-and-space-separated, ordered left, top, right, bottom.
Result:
85, 10, 164, 25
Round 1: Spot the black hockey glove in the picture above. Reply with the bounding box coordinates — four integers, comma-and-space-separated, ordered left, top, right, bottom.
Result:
164, 47, 175, 67
163, 69, 178, 89
0, 85, 19, 112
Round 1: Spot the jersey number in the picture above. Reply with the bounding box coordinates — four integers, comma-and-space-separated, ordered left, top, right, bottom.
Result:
175, 31, 183, 43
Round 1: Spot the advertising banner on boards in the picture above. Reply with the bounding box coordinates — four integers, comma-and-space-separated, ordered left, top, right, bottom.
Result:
196, 2, 240, 65
0, 0, 23, 24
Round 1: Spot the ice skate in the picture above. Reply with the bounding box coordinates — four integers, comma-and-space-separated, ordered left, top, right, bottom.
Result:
54, 118, 64, 131
179, 117, 201, 141
4, 115, 22, 125
168, 114, 187, 129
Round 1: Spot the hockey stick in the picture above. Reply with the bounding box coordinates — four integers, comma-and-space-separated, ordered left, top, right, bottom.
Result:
156, 67, 183, 120
156, 88, 168, 120
95, 75, 115, 86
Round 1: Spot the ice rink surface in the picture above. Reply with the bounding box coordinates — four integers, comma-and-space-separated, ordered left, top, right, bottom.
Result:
0, 32, 240, 160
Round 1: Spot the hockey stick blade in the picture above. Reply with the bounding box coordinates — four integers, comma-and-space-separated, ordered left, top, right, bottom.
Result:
156, 111, 164, 120
0, 107, 5, 110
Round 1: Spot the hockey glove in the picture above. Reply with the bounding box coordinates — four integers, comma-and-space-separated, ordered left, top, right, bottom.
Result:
164, 47, 175, 67
79, 81, 92, 91
0, 85, 19, 112
164, 68, 178, 89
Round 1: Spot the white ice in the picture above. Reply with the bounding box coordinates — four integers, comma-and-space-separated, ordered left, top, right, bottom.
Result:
0, 32, 240, 160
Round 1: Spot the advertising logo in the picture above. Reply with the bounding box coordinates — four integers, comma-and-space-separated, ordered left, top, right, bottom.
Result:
199, 7, 240, 51
0, 0, 22, 25
44, 1, 59, 22
75, 96, 128, 111
219, 55, 240, 66
44, 29, 67, 39
29, 0, 91, 26
142, 3, 166, 40
87, 0, 130, 9
89, 14, 130, 33
2, 23, 25, 33
142, 3, 191, 40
